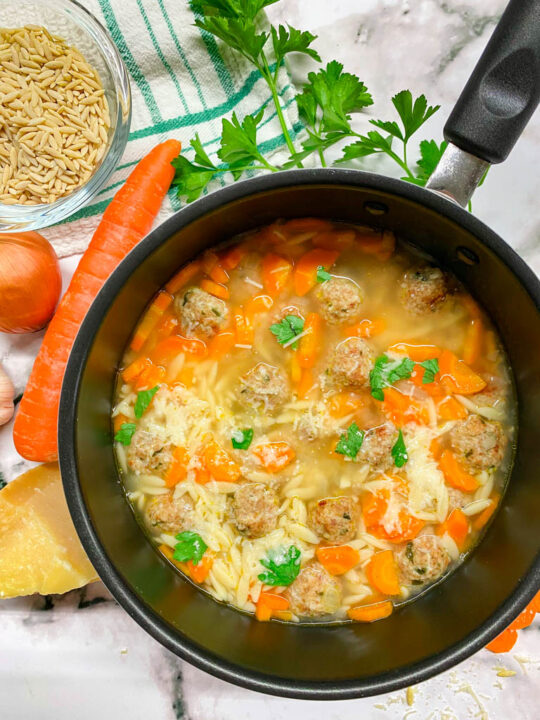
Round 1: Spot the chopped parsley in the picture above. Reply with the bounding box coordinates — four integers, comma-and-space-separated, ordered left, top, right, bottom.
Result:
134, 385, 160, 419
114, 422, 137, 446
316, 265, 332, 283
335, 421, 365, 459
258, 545, 301, 586
419, 358, 439, 384
173, 531, 208, 566
231, 428, 254, 450
369, 354, 415, 401
391, 429, 408, 468
270, 314, 305, 350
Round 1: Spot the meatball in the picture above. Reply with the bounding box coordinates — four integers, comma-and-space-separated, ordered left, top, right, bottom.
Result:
232, 483, 279, 538
358, 422, 398, 470
238, 362, 289, 412
400, 265, 448, 315
396, 535, 450, 586
286, 562, 342, 617
326, 337, 374, 389
175, 287, 229, 338
128, 430, 173, 476
450, 414, 505, 471
447, 487, 471, 510
316, 277, 363, 325
309, 496, 359, 544
146, 491, 194, 535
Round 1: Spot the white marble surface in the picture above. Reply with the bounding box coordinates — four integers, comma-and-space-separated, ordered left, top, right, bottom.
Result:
1, 0, 540, 717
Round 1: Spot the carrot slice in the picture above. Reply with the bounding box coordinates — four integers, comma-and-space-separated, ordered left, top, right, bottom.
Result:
255, 592, 289, 621
165, 447, 189, 488
220, 244, 247, 271
200, 278, 229, 300
486, 629, 518, 653
382, 387, 430, 426
294, 248, 340, 296
151, 336, 187, 365
134, 362, 166, 391
438, 395, 468, 420
463, 318, 484, 366
356, 230, 395, 261
430, 437, 444, 461
261, 253, 293, 296
297, 368, 314, 399
253, 441, 295, 473
130, 291, 173, 352
202, 251, 230, 285
122, 355, 152, 384
388, 343, 443, 362
344, 318, 386, 339
438, 450, 480, 492
508, 606, 536, 631
366, 550, 401, 595
156, 315, 179, 339
298, 312, 322, 369
316, 545, 359, 576
438, 349, 486, 395
176, 365, 194, 387
410, 366, 444, 398
245, 293, 274, 321
437, 508, 469, 549
233, 307, 253, 346
348, 600, 393, 622
328, 391, 365, 418
187, 553, 214, 584
362, 489, 425, 544
166, 260, 201, 294
173, 335, 207, 358
208, 330, 236, 359
472, 494, 500, 531
203, 439, 241, 482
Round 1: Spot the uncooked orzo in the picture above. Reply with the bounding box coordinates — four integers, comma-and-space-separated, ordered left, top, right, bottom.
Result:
0, 25, 110, 205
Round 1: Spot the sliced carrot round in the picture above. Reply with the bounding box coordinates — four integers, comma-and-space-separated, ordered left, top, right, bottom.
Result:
366, 550, 401, 595
348, 600, 393, 623
316, 545, 359, 576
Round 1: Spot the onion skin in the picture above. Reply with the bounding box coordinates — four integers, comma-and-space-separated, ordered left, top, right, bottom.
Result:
0, 232, 62, 333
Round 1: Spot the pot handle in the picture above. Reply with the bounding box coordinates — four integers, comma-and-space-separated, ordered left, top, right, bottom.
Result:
427, 0, 540, 207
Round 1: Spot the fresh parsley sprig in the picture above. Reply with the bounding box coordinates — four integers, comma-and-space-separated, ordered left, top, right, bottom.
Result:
258, 545, 301, 586
335, 421, 364, 459
174, 531, 208, 566
391, 429, 408, 468
270, 314, 305, 349
369, 355, 415, 401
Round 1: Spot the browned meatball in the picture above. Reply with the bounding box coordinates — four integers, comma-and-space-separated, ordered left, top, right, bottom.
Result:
400, 265, 448, 314
327, 337, 374, 389
146, 491, 194, 534
450, 414, 505, 471
128, 430, 173, 476
358, 422, 398, 470
175, 287, 229, 338
317, 277, 363, 325
309, 496, 359, 544
286, 562, 342, 617
396, 535, 450, 586
232, 483, 279, 538
238, 362, 289, 411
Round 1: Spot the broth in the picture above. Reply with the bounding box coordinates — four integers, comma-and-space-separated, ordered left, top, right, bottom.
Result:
112, 218, 515, 624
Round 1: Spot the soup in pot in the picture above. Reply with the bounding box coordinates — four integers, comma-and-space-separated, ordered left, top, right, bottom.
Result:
112, 218, 515, 623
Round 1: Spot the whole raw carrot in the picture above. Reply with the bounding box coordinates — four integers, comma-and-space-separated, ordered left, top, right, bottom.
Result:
13, 139, 182, 462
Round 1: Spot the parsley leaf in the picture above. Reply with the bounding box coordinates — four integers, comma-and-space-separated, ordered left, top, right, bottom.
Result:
391, 429, 408, 468
335, 421, 365, 459
270, 314, 305, 349
409, 139, 448, 186
134, 385, 160, 419
338, 130, 394, 162
114, 422, 137, 446
369, 355, 414, 401
419, 358, 440, 384
231, 428, 254, 450
173, 531, 208, 566
271, 25, 321, 66
218, 109, 265, 167
316, 265, 332, 283
391, 90, 440, 141
258, 545, 301, 586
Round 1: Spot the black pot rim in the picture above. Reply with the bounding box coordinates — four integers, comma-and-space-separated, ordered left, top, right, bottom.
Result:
59, 168, 540, 700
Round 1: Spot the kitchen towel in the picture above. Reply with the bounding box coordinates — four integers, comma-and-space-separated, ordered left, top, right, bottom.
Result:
45, 0, 301, 257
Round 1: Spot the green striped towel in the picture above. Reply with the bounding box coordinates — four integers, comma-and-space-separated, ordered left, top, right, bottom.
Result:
46, 0, 301, 257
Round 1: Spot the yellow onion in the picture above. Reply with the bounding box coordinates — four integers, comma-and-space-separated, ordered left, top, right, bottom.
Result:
0, 232, 61, 333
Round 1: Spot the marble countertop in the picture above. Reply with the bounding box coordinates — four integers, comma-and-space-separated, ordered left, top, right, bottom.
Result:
1, 0, 539, 717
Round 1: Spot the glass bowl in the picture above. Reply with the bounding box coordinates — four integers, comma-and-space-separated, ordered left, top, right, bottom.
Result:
0, 0, 131, 231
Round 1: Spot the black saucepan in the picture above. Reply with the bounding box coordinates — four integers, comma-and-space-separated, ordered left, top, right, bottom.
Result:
59, 0, 540, 699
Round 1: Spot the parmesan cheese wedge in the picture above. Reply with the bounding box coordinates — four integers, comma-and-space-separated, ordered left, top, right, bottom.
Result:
0, 463, 98, 598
